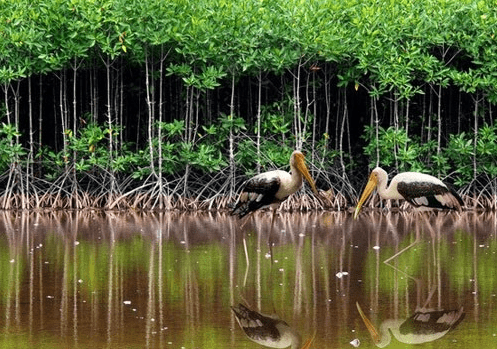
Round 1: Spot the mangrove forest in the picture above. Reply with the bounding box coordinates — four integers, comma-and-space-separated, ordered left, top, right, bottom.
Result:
1, 0, 497, 210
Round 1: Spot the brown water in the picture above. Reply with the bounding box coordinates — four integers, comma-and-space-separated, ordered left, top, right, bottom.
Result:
0, 210, 496, 348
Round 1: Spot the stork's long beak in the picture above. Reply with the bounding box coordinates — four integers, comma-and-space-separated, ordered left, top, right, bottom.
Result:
354, 173, 378, 219
294, 154, 318, 195
356, 302, 381, 345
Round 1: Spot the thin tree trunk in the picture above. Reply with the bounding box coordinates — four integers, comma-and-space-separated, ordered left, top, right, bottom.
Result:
158, 45, 167, 209
145, 50, 155, 175
72, 59, 79, 203
437, 84, 442, 177
59, 70, 68, 171
294, 59, 302, 150
427, 86, 433, 144
106, 57, 113, 161
119, 60, 124, 150
38, 75, 43, 148
256, 72, 262, 174
229, 72, 236, 195
473, 94, 479, 182
393, 91, 399, 170
28, 76, 34, 177
373, 94, 380, 167
322, 65, 331, 163
339, 88, 347, 177
311, 69, 317, 167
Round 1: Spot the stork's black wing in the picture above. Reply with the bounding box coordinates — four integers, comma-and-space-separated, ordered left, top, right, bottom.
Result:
397, 181, 462, 210
231, 175, 281, 217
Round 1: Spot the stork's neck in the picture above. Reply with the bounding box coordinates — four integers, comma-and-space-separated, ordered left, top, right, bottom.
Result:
376, 177, 390, 197
377, 175, 403, 200
289, 165, 304, 187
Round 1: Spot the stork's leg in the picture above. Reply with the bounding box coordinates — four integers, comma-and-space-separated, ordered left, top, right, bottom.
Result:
267, 209, 277, 265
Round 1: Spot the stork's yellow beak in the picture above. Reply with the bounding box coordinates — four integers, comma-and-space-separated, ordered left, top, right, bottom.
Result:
294, 153, 319, 195
356, 302, 381, 345
354, 172, 378, 219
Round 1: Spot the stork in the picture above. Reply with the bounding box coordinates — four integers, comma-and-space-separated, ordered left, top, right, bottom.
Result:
356, 302, 465, 347
231, 303, 314, 349
232, 150, 318, 218
354, 167, 463, 218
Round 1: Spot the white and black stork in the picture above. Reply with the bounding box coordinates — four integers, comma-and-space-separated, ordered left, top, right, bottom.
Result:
356, 302, 465, 347
231, 303, 313, 349
354, 167, 464, 218
231, 150, 318, 218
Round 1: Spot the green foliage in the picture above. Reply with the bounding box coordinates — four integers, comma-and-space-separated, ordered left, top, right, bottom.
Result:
0, 0, 496, 197
361, 123, 497, 186
446, 124, 497, 185
0, 123, 25, 171
362, 125, 427, 172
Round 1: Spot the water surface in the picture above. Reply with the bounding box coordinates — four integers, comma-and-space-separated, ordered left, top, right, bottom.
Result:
0, 210, 496, 348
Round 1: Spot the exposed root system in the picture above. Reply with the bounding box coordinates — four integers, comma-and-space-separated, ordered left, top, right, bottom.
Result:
0, 164, 493, 212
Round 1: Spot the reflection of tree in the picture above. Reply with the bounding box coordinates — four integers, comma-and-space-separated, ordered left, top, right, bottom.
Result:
0, 211, 495, 347
358, 212, 484, 347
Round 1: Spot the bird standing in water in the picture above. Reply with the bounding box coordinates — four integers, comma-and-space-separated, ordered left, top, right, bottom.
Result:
354, 167, 463, 218
232, 150, 318, 218
231, 303, 314, 349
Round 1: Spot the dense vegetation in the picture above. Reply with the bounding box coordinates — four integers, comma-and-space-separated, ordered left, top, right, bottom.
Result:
1, 0, 496, 210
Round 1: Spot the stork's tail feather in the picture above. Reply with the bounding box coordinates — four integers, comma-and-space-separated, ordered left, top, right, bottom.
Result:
447, 185, 464, 210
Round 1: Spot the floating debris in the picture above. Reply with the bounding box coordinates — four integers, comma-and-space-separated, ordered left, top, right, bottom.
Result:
350, 338, 360, 347
123, 300, 132, 305
336, 271, 349, 278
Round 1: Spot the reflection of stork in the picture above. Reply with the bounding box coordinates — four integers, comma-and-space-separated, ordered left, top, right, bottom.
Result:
231, 151, 318, 218
231, 304, 313, 349
356, 302, 464, 347
354, 167, 463, 218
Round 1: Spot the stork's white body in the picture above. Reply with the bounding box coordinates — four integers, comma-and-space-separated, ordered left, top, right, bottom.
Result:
355, 167, 463, 218
232, 151, 317, 218
376, 169, 462, 209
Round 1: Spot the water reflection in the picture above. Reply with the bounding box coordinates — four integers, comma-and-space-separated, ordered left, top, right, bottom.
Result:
231, 303, 313, 349
356, 301, 464, 347
0, 210, 495, 347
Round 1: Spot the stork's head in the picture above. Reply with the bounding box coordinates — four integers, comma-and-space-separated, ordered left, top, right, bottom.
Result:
354, 167, 382, 219
291, 151, 318, 195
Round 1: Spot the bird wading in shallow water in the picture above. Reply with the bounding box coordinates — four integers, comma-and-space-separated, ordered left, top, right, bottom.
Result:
354, 167, 463, 219
231, 151, 318, 260
232, 150, 318, 218
356, 302, 465, 347
231, 303, 314, 349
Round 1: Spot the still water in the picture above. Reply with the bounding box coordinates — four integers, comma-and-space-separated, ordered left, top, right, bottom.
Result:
0, 210, 496, 348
